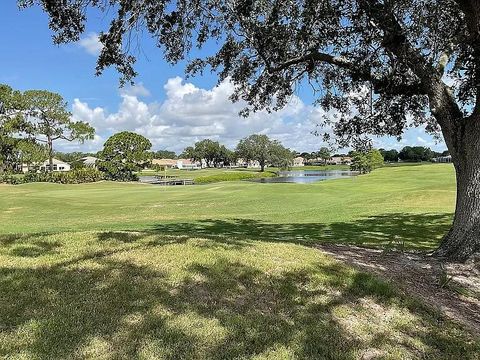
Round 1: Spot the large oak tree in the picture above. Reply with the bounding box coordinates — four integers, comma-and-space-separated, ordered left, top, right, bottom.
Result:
22, 0, 480, 261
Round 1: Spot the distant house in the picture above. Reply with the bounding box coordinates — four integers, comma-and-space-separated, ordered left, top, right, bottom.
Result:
20, 158, 71, 173
152, 158, 177, 169
39, 158, 71, 172
293, 157, 304, 167
80, 156, 98, 168
235, 158, 261, 168
328, 156, 352, 165
433, 155, 452, 163
176, 159, 201, 170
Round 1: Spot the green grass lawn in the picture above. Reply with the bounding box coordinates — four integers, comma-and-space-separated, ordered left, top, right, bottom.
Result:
1, 164, 478, 359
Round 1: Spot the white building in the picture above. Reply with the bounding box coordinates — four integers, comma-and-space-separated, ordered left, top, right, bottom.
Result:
235, 158, 261, 168
293, 157, 304, 167
328, 156, 352, 165
21, 158, 71, 173
152, 158, 177, 169
39, 158, 71, 172
433, 155, 452, 163
176, 159, 201, 170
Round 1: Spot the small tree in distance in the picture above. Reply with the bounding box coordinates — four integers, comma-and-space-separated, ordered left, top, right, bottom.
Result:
350, 149, 384, 174
317, 147, 331, 166
98, 131, 152, 181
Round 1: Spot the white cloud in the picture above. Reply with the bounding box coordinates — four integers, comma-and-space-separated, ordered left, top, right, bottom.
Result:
78, 32, 102, 56
66, 77, 446, 153
120, 83, 151, 97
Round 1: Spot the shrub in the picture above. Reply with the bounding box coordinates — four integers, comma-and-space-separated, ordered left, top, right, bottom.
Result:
195, 171, 276, 184
1, 168, 104, 185
0, 174, 24, 185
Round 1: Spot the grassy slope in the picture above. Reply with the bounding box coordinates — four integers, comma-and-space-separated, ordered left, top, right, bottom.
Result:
1, 164, 478, 359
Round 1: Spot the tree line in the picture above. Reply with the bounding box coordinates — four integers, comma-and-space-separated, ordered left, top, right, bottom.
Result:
379, 147, 449, 163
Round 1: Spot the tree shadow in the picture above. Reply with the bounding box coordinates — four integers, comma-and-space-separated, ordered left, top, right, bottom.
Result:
1, 256, 476, 359
0, 233, 62, 258
2, 212, 473, 358
148, 213, 452, 251
9, 241, 61, 258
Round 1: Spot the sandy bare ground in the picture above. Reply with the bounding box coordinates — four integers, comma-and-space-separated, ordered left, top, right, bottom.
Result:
317, 244, 480, 335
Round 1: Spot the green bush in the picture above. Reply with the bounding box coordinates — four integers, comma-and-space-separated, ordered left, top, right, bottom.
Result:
0, 174, 24, 185
1, 168, 104, 185
195, 171, 276, 184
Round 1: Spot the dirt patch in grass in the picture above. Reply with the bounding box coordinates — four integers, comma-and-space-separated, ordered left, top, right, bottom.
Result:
317, 244, 480, 335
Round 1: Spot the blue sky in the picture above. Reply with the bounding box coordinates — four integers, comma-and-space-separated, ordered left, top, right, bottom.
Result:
0, 2, 446, 153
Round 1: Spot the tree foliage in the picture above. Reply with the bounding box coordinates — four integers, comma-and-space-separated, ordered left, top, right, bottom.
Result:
16, 140, 49, 169
398, 146, 434, 162
22, 90, 95, 171
21, 1, 478, 140
152, 150, 177, 159
97, 131, 152, 181
181, 139, 235, 167
379, 148, 399, 162
0, 84, 27, 173
268, 142, 295, 170
317, 147, 331, 165
350, 149, 384, 174
236, 134, 292, 171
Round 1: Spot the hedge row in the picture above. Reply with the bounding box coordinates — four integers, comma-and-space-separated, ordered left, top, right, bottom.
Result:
0, 168, 104, 185
195, 171, 276, 184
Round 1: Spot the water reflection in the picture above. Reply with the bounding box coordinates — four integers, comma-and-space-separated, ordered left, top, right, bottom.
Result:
252, 170, 358, 184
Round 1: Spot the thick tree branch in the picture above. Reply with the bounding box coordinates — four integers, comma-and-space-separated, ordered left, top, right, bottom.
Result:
270, 52, 353, 73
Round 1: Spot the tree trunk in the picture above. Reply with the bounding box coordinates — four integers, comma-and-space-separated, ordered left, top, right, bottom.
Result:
260, 160, 265, 172
435, 118, 480, 261
47, 137, 53, 172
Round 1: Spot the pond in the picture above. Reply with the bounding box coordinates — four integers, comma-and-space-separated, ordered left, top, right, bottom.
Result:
252, 170, 358, 184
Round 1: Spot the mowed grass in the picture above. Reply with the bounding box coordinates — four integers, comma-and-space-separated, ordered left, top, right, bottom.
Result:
1, 164, 479, 359
0, 164, 456, 250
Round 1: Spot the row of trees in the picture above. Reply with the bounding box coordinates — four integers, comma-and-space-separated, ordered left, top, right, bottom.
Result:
0, 84, 95, 173
379, 147, 449, 163
299, 146, 449, 165
181, 134, 295, 171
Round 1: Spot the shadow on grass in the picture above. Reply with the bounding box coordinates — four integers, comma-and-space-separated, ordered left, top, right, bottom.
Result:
2, 212, 471, 358
1, 256, 476, 359
148, 212, 452, 251
0, 233, 62, 258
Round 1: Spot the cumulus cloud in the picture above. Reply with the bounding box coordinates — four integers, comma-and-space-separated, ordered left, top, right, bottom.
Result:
120, 83, 151, 97
66, 77, 446, 153
78, 32, 102, 55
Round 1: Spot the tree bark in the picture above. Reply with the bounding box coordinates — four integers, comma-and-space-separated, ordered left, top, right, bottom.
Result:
435, 162, 480, 261
260, 160, 265, 172
435, 116, 480, 261
47, 136, 53, 172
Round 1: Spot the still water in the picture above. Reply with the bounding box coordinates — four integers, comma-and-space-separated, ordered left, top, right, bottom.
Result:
253, 170, 358, 184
